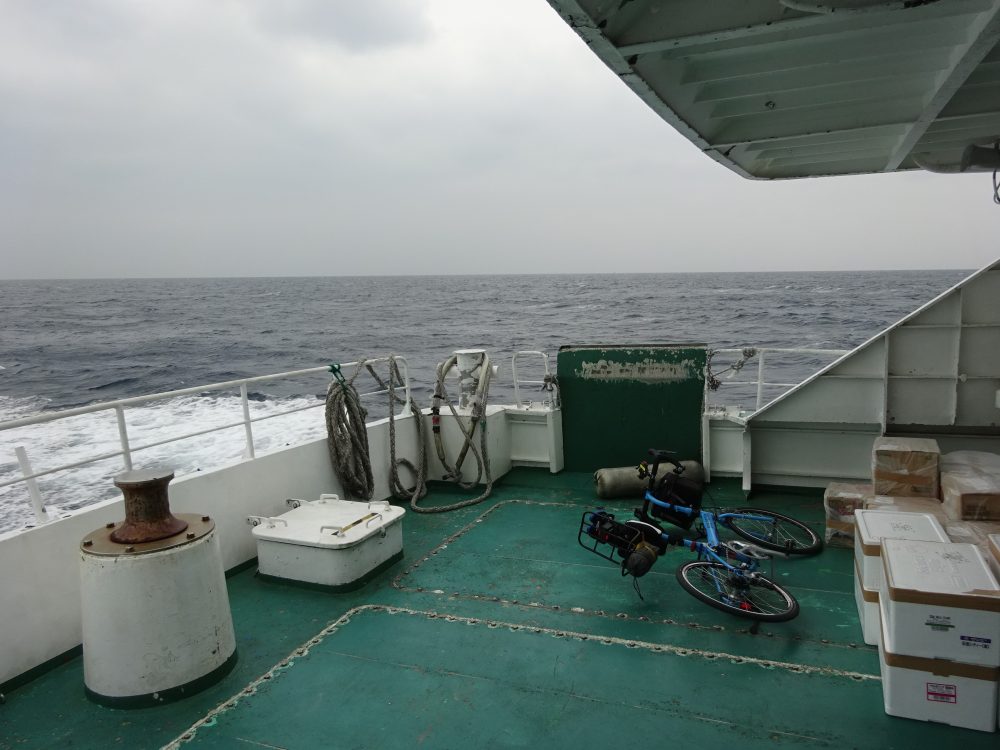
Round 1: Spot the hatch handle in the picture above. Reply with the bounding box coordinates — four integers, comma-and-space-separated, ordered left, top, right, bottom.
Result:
321, 511, 381, 537
247, 516, 288, 528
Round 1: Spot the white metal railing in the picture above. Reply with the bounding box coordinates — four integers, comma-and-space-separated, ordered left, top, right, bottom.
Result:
708, 347, 849, 412
511, 351, 558, 409
0, 357, 411, 524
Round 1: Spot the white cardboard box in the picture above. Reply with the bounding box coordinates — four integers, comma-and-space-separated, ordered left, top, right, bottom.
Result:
854, 559, 880, 646
878, 596, 999, 732
250, 495, 405, 589
988, 534, 1000, 580
882, 539, 1000, 667
854, 510, 948, 592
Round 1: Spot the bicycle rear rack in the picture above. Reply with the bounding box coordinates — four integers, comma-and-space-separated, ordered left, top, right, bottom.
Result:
578, 510, 641, 565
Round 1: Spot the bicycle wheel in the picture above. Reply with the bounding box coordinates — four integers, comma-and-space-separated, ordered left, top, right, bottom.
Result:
725, 508, 822, 556
676, 561, 799, 621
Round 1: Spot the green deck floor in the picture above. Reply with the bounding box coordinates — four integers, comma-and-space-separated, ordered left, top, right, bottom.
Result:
1, 469, 996, 749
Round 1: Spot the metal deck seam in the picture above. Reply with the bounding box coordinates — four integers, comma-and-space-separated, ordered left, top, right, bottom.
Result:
392, 497, 872, 652
163, 604, 881, 749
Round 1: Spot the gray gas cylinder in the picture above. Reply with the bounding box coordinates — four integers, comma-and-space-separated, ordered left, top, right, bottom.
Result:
594, 461, 704, 499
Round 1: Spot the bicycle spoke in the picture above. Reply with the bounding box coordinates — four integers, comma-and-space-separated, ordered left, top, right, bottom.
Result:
741, 518, 804, 547
726, 509, 822, 555
677, 561, 799, 621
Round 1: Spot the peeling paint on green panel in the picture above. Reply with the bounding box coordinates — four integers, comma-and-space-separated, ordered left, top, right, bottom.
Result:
578, 357, 699, 382
558, 345, 706, 472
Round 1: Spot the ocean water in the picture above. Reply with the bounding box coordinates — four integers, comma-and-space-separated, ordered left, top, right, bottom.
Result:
0, 270, 968, 533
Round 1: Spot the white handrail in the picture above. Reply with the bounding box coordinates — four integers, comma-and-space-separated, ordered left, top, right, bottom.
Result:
511, 351, 555, 409
708, 347, 849, 410
0, 365, 335, 431
0, 356, 411, 515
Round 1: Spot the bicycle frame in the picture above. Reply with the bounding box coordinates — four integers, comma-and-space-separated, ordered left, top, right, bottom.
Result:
579, 451, 808, 622
641, 492, 764, 574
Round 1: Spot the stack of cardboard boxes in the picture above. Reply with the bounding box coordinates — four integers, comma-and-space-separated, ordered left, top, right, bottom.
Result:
843, 437, 1000, 731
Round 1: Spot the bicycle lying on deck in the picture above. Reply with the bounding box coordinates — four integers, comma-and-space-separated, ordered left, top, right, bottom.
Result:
579, 449, 822, 622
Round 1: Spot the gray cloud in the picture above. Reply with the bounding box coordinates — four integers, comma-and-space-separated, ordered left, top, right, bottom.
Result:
246, 0, 431, 51
0, 0, 997, 278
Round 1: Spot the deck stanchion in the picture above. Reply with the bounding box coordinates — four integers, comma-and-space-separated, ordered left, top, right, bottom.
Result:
755, 350, 766, 411
15, 446, 49, 524
240, 383, 256, 459
115, 405, 133, 471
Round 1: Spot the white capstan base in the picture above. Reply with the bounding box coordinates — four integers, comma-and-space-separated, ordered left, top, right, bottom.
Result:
80, 530, 236, 704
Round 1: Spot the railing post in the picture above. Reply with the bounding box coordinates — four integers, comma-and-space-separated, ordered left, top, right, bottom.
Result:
398, 358, 412, 415
115, 405, 133, 471
512, 353, 522, 408
240, 383, 256, 459
14, 446, 49, 524
755, 350, 766, 411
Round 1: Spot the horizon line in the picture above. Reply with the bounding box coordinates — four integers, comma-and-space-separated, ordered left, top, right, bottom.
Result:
0, 267, 974, 282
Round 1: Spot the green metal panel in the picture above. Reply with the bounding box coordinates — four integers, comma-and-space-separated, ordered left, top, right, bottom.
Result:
558, 345, 706, 472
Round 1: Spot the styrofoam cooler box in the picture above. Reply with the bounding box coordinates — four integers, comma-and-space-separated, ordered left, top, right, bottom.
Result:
882, 539, 1000, 667
249, 495, 404, 589
863, 495, 947, 522
878, 596, 999, 732
854, 559, 881, 646
854, 509, 948, 592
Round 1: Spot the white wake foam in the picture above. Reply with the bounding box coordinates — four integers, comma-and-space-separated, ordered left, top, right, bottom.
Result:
0, 394, 328, 535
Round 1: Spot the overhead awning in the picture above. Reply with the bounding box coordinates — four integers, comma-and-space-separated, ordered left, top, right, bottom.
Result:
546, 0, 1000, 179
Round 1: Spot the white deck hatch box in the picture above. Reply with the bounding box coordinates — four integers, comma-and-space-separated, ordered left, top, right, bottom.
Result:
989, 534, 1000, 580
854, 510, 948, 592
878, 597, 999, 732
882, 539, 1000, 667
249, 495, 404, 589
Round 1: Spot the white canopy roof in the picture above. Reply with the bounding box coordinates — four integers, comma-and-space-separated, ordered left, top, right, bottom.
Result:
547, 0, 1000, 179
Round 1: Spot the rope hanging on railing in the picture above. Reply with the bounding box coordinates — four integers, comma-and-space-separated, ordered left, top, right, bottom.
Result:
541, 373, 559, 403
705, 347, 757, 391
324, 361, 374, 500
381, 356, 429, 504
409, 353, 495, 513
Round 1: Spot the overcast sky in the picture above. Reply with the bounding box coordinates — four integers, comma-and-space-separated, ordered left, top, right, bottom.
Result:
1, 0, 997, 279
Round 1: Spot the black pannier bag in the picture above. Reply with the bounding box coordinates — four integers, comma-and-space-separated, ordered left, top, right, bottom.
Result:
649, 469, 704, 530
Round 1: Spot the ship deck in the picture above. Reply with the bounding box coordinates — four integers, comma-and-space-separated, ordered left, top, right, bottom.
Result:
2, 468, 996, 749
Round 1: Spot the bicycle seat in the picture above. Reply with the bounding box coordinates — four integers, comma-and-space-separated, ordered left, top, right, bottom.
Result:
647, 449, 679, 463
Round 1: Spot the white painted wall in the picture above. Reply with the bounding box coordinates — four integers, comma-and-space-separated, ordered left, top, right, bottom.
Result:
748, 425, 880, 487
743, 262, 1000, 487
0, 407, 529, 688
706, 418, 744, 477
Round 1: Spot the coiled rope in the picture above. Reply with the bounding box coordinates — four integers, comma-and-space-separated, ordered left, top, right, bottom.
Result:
325, 354, 495, 513
324, 362, 374, 500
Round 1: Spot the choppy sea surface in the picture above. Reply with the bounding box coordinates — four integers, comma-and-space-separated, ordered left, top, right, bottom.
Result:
0, 271, 968, 533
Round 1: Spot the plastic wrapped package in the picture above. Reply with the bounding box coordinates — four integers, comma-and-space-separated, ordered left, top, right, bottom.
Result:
871, 437, 939, 498
940, 451, 1000, 521
863, 495, 947, 522
942, 451, 1000, 472
823, 482, 872, 547
945, 520, 1000, 558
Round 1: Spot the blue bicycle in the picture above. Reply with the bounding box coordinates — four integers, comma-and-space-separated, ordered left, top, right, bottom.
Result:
579, 449, 822, 622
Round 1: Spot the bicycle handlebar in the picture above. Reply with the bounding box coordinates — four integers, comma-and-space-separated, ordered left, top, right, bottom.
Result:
647, 448, 680, 466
